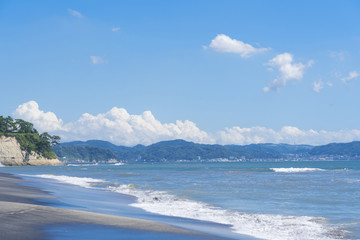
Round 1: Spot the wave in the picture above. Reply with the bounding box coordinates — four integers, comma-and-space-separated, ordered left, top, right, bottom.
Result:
67, 163, 99, 167
270, 168, 325, 173
31, 174, 107, 188
108, 186, 342, 240
114, 162, 125, 166
31, 174, 344, 240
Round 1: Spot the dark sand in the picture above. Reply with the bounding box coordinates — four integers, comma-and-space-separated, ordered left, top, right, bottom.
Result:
0, 172, 228, 240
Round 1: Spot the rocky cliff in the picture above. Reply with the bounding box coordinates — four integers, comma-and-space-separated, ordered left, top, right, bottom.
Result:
0, 136, 64, 166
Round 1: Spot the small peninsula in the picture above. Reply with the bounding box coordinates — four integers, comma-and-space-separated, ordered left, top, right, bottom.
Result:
0, 116, 63, 166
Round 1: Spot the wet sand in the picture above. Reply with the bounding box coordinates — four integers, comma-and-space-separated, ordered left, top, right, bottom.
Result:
0, 172, 228, 240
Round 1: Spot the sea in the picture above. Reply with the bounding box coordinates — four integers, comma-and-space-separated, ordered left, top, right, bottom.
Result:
1, 160, 359, 240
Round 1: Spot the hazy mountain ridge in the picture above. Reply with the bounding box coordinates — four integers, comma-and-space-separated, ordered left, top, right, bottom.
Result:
309, 141, 360, 157
52, 139, 360, 162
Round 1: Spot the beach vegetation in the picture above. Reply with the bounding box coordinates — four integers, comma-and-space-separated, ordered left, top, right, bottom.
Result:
0, 116, 60, 159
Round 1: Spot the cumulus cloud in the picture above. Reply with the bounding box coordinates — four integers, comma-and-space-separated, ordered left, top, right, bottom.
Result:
111, 27, 120, 32
341, 71, 360, 83
68, 9, 83, 18
64, 108, 214, 146
13, 101, 63, 132
218, 126, 360, 146
12, 101, 360, 146
264, 53, 313, 92
90, 56, 105, 64
207, 34, 269, 58
13, 101, 213, 146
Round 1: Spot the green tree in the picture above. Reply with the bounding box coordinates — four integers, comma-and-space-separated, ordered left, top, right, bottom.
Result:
50, 135, 61, 146
40, 132, 60, 146
0, 116, 18, 133
0, 116, 60, 159
0, 116, 6, 133
15, 119, 36, 133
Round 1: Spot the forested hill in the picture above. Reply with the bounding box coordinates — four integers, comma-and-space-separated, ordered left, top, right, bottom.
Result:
53, 139, 315, 162
309, 141, 360, 157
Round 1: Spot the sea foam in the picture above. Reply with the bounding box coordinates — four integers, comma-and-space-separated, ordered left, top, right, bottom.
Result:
32, 174, 344, 240
67, 163, 99, 167
108, 185, 342, 240
32, 174, 106, 188
271, 168, 325, 173
114, 162, 125, 166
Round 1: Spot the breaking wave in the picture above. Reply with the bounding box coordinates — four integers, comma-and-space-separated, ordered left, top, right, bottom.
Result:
67, 163, 99, 167
270, 168, 325, 173
31, 174, 107, 188
108, 184, 343, 240
31, 174, 345, 240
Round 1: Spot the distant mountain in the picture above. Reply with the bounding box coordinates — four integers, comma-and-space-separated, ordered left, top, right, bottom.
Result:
309, 141, 360, 157
249, 143, 313, 154
52, 139, 360, 163
53, 139, 318, 162
53, 145, 116, 162
137, 139, 236, 161
225, 143, 313, 159
61, 140, 136, 152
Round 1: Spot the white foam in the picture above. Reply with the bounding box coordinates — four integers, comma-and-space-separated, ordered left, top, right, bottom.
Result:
32, 174, 106, 188
114, 162, 125, 166
271, 168, 325, 173
28, 174, 344, 239
0, 161, 5, 167
67, 163, 99, 167
108, 185, 343, 240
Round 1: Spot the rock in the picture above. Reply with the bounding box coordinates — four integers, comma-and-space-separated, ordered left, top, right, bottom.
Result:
0, 136, 64, 166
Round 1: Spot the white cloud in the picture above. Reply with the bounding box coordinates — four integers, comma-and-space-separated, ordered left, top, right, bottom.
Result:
218, 126, 360, 146
313, 79, 333, 92
341, 71, 360, 83
112, 27, 120, 32
313, 80, 323, 92
68, 9, 83, 18
64, 108, 214, 146
90, 56, 105, 65
264, 53, 313, 92
13, 101, 213, 146
12, 101, 360, 146
207, 34, 269, 58
13, 101, 63, 132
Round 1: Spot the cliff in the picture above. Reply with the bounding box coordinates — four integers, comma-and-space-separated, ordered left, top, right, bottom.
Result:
0, 136, 64, 166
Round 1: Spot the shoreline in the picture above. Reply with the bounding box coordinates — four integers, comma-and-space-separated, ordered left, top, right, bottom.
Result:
0, 172, 229, 240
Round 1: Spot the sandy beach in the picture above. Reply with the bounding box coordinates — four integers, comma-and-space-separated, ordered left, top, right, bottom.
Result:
0, 172, 227, 240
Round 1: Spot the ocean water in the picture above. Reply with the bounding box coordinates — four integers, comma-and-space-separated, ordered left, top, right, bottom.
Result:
1, 160, 360, 240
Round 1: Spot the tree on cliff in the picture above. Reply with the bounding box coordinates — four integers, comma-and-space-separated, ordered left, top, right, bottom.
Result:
0, 116, 60, 159
0, 116, 17, 133
40, 132, 61, 146
15, 119, 38, 134
0, 116, 39, 134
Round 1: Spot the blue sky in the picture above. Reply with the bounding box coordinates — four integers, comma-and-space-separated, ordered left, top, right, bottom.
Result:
1, 0, 360, 146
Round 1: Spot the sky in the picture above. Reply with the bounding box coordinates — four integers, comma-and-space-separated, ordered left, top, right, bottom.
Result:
1, 0, 360, 146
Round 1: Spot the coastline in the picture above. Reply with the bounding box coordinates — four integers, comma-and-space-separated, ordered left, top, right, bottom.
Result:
2, 161, 353, 239
0, 172, 230, 240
